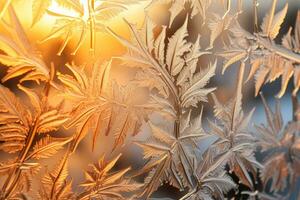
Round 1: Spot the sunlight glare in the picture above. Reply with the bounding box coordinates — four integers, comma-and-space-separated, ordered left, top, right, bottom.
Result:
48, 1, 82, 18
48, 0, 104, 21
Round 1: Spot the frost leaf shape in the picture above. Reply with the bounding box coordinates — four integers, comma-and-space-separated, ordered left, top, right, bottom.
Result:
28, 136, 72, 160
208, 13, 236, 49
282, 10, 300, 95
17, 84, 70, 135
42, 0, 140, 55
261, 3, 288, 40
219, 5, 300, 97
147, 0, 213, 25
180, 61, 216, 108
143, 94, 177, 120
39, 152, 74, 200
108, 82, 150, 151
135, 110, 213, 198
0, 6, 50, 83
107, 16, 213, 109
249, 40, 298, 98
0, 84, 30, 153
78, 154, 141, 200
166, 17, 190, 76
221, 51, 247, 75
32, 0, 52, 27
181, 150, 237, 200
255, 94, 300, 193
107, 9, 217, 198
208, 64, 261, 189
58, 61, 147, 152
106, 18, 173, 99
0, 82, 70, 198
37, 109, 69, 134
9, 163, 41, 199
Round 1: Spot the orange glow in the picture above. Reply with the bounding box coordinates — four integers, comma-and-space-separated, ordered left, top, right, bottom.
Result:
10, 0, 147, 62
48, 1, 82, 18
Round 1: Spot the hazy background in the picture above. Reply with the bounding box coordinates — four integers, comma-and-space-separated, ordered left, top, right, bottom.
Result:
0, 0, 299, 199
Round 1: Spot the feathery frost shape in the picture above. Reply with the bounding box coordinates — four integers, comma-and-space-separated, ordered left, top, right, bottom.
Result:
218, 2, 300, 97
255, 94, 300, 197
107, 7, 217, 198
0, 82, 70, 198
0, 6, 50, 84
57, 60, 148, 152
135, 110, 213, 198
208, 64, 261, 189
180, 150, 237, 200
38, 152, 74, 200
107, 16, 215, 110
41, 0, 144, 55
78, 154, 141, 199
0, 0, 299, 199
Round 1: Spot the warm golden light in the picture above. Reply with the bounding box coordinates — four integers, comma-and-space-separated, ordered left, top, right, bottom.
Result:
2, 1, 299, 199
48, 1, 81, 18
